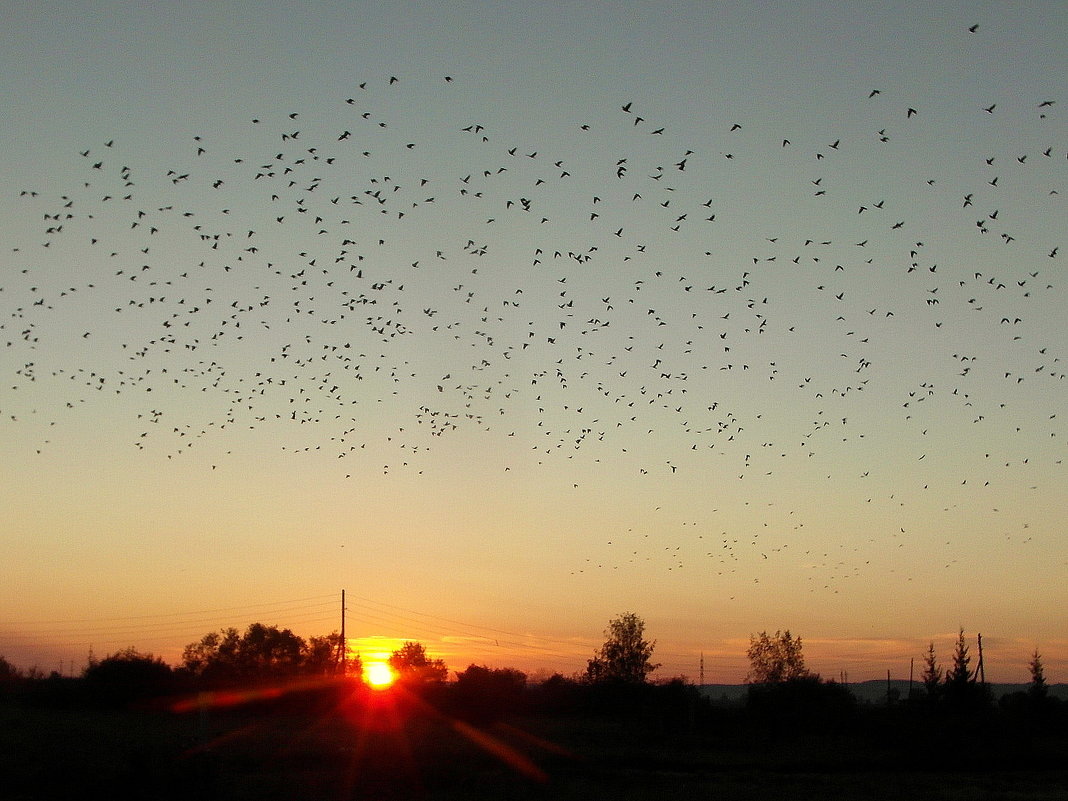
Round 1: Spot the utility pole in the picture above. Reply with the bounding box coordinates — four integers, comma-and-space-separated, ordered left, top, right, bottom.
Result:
337, 589, 346, 674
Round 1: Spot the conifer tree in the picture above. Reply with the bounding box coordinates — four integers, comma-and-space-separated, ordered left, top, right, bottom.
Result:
921, 641, 942, 701
1028, 648, 1048, 702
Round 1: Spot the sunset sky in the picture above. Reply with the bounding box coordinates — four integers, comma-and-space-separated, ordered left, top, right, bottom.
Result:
2, 0, 1065, 684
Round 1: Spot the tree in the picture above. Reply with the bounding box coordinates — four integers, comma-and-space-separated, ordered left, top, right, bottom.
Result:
238, 622, 306, 677
921, 641, 942, 700
182, 627, 241, 681
181, 623, 333, 683
745, 630, 808, 684
945, 628, 972, 687
1028, 648, 1048, 702
305, 632, 360, 677
943, 628, 988, 711
0, 655, 22, 682
585, 612, 659, 684
389, 641, 448, 684
942, 628, 972, 707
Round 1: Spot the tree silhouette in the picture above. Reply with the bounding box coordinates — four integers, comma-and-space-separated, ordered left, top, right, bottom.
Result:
1028, 648, 1047, 703
389, 641, 448, 684
182, 627, 241, 681
0, 655, 22, 682
921, 641, 942, 702
305, 632, 357, 676
745, 630, 808, 684
585, 612, 659, 684
239, 622, 305, 677
943, 628, 988, 711
181, 623, 346, 683
945, 629, 972, 685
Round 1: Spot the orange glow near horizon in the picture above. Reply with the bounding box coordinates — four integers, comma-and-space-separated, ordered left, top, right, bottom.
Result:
349, 635, 410, 664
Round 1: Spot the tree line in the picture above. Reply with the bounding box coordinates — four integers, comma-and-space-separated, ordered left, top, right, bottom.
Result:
0, 614, 1059, 723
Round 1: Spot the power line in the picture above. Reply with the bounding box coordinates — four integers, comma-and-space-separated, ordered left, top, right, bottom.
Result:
8, 594, 338, 625
3, 591, 725, 679
346, 593, 587, 647
342, 602, 592, 661
4, 604, 338, 640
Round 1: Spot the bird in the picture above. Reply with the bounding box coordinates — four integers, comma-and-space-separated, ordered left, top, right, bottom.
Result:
5, 48, 1063, 604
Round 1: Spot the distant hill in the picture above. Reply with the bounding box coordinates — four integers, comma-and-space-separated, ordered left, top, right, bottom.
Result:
845, 679, 1068, 704
696, 681, 1068, 705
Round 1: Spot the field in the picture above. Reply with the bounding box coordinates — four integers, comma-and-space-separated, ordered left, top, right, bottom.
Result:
4, 687, 1067, 800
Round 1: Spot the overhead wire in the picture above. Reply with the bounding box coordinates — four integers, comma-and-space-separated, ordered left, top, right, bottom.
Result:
4, 591, 722, 678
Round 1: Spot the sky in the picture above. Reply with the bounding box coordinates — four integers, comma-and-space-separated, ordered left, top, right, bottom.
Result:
1, 0, 1065, 684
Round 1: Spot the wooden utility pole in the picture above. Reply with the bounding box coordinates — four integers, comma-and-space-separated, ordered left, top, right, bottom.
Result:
337, 589, 346, 674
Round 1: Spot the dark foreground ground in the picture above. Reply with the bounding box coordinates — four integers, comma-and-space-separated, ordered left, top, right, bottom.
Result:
4, 688, 1067, 800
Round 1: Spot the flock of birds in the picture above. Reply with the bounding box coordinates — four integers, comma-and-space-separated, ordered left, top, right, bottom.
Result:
3, 29, 1065, 592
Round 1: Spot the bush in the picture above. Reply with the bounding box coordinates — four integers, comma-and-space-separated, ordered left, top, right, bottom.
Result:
746, 675, 857, 732
84, 647, 174, 706
452, 664, 528, 721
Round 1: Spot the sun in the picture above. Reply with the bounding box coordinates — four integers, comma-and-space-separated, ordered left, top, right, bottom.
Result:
364, 661, 396, 689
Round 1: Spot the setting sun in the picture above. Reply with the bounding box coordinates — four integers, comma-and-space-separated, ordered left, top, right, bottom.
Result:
365, 661, 396, 689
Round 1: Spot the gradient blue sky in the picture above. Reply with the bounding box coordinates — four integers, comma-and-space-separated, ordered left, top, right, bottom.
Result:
2, 1, 1065, 682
